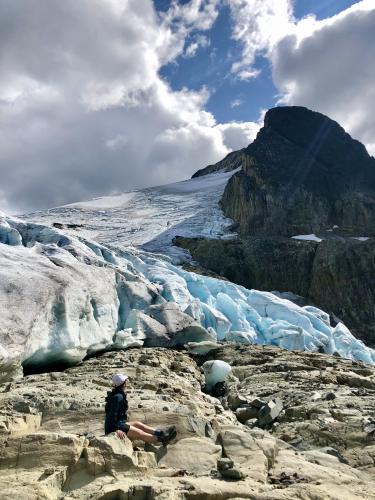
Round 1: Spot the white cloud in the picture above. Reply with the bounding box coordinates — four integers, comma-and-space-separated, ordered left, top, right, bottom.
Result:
0, 0, 249, 213
105, 135, 129, 151
185, 35, 211, 57
271, 1, 375, 155
228, 0, 294, 77
158, 0, 220, 63
6, 0, 373, 215
162, 0, 221, 32
228, 0, 375, 155
230, 98, 244, 108
216, 121, 260, 150
236, 68, 262, 81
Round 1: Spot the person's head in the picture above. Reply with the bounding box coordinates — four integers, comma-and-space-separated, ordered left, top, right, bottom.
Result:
112, 373, 128, 391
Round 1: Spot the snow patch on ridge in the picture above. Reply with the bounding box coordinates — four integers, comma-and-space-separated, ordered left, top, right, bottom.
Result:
292, 234, 322, 242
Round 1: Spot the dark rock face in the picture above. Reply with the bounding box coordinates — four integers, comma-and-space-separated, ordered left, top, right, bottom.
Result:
174, 236, 317, 297
308, 238, 375, 345
192, 149, 246, 178
175, 236, 375, 346
221, 106, 375, 236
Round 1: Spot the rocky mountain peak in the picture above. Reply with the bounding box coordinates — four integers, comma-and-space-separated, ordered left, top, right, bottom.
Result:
257, 106, 374, 195
263, 106, 363, 156
221, 106, 375, 236
177, 108, 375, 346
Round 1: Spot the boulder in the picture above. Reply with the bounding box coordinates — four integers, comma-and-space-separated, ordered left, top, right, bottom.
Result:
217, 457, 246, 480
0, 431, 86, 469
219, 425, 269, 482
235, 405, 259, 423
202, 360, 232, 390
86, 434, 137, 474
124, 310, 168, 346
185, 341, 221, 355
257, 398, 283, 427
147, 303, 213, 346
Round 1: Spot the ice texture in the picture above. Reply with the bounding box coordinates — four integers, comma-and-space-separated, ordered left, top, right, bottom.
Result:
1, 212, 375, 377
0, 219, 23, 246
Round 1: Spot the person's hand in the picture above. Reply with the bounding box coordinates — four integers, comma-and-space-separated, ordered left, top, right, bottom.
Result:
116, 430, 127, 440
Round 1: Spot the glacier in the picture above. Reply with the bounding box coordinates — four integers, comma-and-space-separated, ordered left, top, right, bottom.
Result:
1, 211, 375, 381
22, 171, 238, 263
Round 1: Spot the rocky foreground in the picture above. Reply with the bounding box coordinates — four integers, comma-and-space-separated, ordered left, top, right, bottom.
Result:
1, 345, 375, 499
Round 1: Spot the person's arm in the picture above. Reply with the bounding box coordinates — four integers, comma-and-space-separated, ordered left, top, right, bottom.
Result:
107, 393, 122, 431
123, 393, 129, 422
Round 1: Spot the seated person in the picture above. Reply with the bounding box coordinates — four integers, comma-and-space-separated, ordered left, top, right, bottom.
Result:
105, 373, 176, 444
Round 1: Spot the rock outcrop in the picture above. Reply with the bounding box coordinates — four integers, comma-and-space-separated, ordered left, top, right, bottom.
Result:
1, 346, 375, 499
221, 106, 375, 237
192, 148, 247, 178
175, 235, 316, 297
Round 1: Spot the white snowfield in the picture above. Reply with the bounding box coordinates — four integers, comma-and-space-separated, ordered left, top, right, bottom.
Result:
23, 171, 238, 262
1, 213, 375, 380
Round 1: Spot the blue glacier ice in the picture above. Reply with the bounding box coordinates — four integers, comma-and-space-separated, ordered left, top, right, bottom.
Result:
0, 220, 23, 246
120, 250, 375, 364
1, 213, 375, 373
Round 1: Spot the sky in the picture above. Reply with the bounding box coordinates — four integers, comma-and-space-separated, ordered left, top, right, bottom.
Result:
0, 0, 374, 213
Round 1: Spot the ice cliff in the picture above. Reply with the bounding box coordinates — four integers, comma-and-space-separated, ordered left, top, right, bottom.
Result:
1, 213, 375, 379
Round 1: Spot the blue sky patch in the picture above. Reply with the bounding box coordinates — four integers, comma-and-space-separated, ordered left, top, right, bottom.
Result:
156, 0, 362, 125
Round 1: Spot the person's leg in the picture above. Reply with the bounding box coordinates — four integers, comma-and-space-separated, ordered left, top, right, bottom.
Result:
127, 421, 157, 435
126, 425, 159, 443
118, 422, 177, 444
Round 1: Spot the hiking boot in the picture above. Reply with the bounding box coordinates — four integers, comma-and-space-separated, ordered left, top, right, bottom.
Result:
159, 425, 177, 444
166, 425, 177, 436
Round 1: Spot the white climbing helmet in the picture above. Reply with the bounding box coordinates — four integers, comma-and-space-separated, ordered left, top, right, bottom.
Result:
112, 373, 128, 387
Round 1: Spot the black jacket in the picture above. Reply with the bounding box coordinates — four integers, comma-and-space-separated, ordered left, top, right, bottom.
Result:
104, 388, 128, 434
